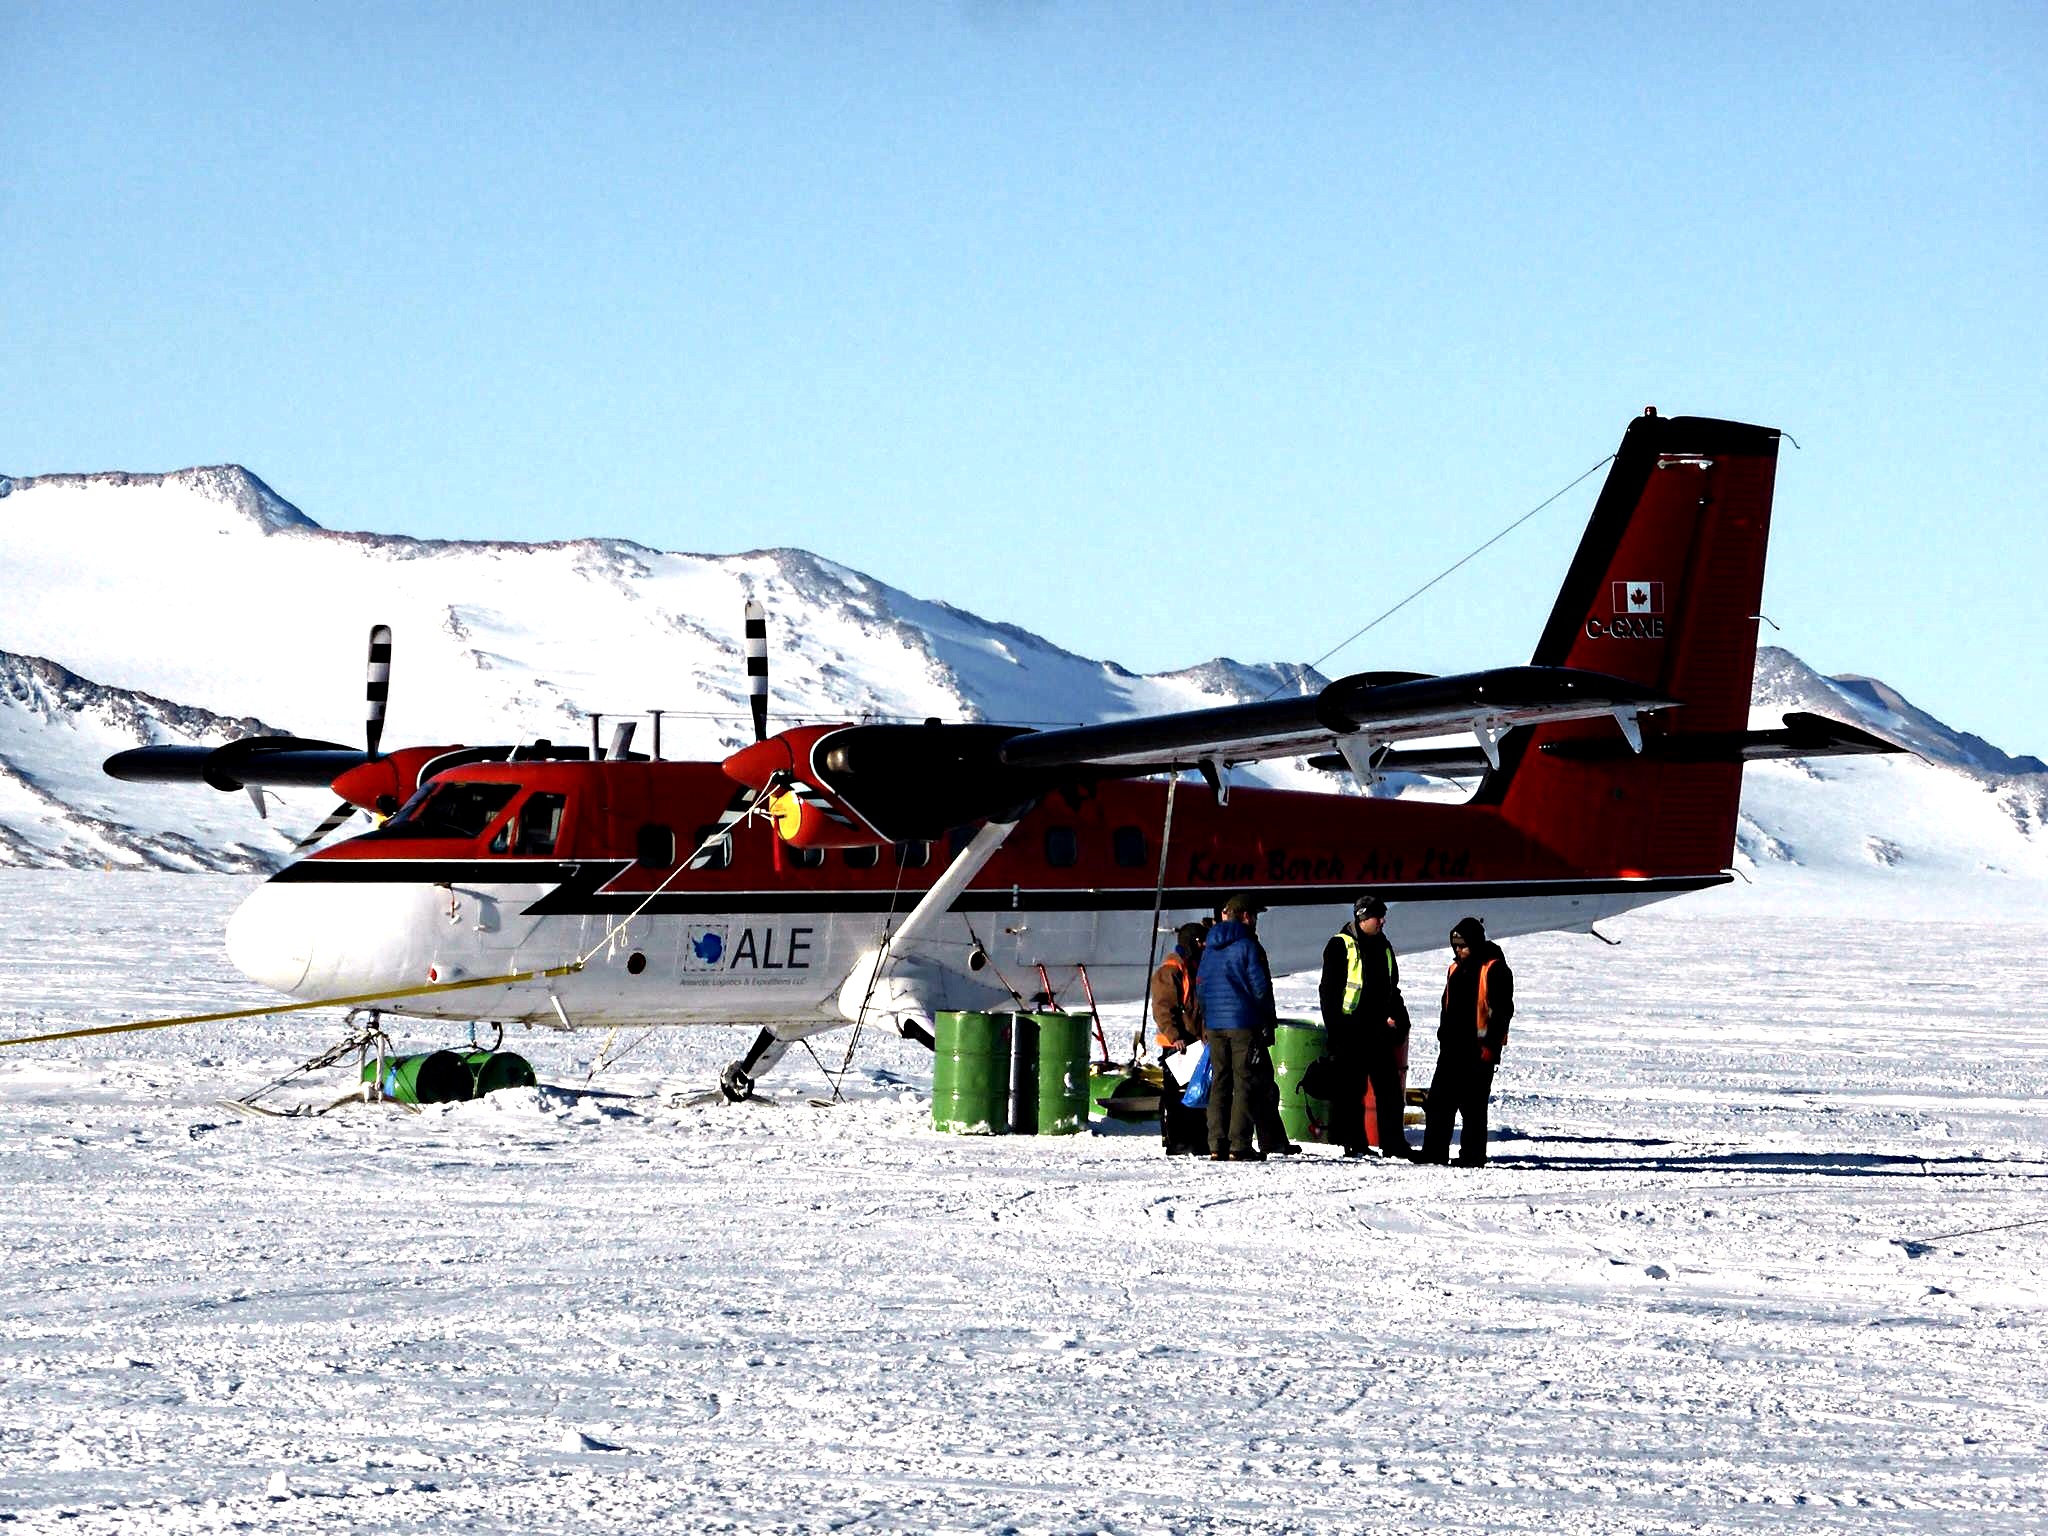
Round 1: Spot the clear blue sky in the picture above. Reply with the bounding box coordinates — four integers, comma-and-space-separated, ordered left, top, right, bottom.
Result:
6, 3, 2043, 753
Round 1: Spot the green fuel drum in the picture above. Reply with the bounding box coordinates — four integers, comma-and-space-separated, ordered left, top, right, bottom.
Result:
463, 1051, 537, 1096
1029, 1011, 1092, 1135
1089, 1065, 1164, 1123
1270, 1020, 1332, 1145
1006, 1012, 1041, 1133
932, 1011, 1011, 1134
361, 1049, 474, 1106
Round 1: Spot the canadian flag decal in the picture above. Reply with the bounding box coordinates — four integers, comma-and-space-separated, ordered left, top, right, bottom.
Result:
1613, 580, 1664, 615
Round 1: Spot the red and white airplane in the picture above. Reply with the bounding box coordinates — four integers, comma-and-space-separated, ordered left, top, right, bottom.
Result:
108, 411, 1899, 1098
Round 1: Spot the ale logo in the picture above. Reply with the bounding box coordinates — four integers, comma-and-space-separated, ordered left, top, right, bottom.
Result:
682, 925, 728, 970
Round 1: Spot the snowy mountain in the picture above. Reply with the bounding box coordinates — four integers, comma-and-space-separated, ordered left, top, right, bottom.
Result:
1753, 646, 2045, 777
0, 466, 1329, 868
0, 466, 2042, 914
1721, 648, 2048, 917
0, 651, 287, 871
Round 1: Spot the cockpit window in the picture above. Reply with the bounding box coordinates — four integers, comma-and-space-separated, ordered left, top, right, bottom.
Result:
373, 781, 520, 841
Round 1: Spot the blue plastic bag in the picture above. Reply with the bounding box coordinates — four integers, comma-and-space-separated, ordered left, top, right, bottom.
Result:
1178, 1043, 1213, 1109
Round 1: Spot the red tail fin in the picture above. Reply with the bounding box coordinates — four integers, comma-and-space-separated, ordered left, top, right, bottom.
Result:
1483, 412, 1781, 876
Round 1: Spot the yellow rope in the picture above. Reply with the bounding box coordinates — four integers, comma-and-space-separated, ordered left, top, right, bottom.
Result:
0, 962, 584, 1049
1, 783, 775, 1052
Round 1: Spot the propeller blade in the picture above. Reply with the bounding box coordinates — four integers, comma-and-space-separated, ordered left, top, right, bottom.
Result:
291, 801, 358, 853
365, 624, 393, 758
744, 599, 768, 743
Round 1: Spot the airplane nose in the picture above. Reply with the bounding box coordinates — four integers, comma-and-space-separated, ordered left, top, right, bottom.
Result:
225, 882, 314, 994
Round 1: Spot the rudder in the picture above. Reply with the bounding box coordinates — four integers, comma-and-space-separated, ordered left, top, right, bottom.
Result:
1480, 411, 1781, 877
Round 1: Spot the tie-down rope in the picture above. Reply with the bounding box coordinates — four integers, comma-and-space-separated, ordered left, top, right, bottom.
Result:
0, 784, 778, 1051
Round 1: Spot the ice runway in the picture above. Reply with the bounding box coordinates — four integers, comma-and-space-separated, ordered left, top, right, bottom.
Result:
2, 871, 2044, 1533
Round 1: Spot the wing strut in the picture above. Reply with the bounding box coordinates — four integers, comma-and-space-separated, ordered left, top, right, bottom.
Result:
834, 812, 1025, 1025
718, 806, 1027, 1104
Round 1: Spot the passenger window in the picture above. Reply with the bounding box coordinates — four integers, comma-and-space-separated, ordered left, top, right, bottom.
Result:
1112, 826, 1147, 869
787, 845, 825, 869
636, 823, 676, 870
842, 845, 880, 870
895, 841, 931, 869
687, 824, 733, 871
1044, 826, 1079, 868
514, 793, 567, 856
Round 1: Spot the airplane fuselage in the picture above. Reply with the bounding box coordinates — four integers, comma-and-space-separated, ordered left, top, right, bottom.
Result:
226, 760, 1721, 1030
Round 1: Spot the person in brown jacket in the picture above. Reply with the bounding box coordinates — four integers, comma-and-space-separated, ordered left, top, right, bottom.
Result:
1151, 923, 1209, 1156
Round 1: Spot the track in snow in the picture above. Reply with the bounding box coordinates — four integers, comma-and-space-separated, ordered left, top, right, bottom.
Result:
2, 872, 2043, 1534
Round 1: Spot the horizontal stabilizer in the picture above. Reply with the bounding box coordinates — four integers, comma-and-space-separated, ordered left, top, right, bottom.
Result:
1306, 744, 1495, 778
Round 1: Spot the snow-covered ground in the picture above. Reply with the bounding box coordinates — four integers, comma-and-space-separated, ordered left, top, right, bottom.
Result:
3, 872, 2043, 1533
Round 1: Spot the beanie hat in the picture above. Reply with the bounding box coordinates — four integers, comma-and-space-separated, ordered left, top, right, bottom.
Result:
1449, 915, 1487, 948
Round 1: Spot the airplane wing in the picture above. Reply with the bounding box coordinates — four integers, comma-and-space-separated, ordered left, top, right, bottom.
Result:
994, 665, 1675, 772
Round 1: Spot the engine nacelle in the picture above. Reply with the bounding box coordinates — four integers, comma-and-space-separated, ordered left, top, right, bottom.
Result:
331, 745, 468, 817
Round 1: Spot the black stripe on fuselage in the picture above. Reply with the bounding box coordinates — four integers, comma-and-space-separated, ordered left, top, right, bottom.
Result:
269, 858, 1727, 914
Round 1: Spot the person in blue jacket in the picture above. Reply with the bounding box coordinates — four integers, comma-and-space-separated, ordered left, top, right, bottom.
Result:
1194, 894, 1287, 1160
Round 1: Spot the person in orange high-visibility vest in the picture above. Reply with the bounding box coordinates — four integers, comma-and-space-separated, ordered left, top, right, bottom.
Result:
1151, 923, 1209, 1156
1419, 915, 1514, 1167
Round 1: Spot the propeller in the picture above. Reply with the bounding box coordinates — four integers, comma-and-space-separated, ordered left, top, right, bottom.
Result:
291, 799, 360, 853
745, 599, 768, 742
365, 623, 393, 759
291, 624, 393, 852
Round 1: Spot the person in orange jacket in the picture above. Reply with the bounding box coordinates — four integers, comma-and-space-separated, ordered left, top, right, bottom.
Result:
1151, 923, 1209, 1156
1419, 915, 1514, 1167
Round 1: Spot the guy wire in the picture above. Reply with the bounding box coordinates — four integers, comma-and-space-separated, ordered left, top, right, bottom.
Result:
1263, 451, 1615, 699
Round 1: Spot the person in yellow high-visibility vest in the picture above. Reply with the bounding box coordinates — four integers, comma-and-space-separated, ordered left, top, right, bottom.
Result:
1420, 915, 1515, 1167
1318, 895, 1413, 1158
